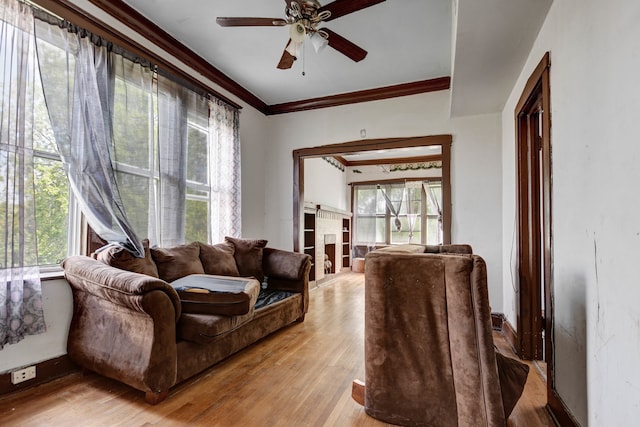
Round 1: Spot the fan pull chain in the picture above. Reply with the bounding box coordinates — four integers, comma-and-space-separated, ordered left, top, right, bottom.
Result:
302, 41, 306, 76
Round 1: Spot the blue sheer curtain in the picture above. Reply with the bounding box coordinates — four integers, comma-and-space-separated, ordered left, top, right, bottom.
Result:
0, 0, 46, 349
34, 17, 145, 257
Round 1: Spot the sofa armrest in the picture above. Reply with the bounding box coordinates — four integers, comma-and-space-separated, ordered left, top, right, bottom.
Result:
63, 255, 181, 400
263, 248, 311, 288
62, 255, 181, 320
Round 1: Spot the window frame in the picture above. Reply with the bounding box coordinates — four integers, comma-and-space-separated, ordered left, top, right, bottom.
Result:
351, 177, 443, 246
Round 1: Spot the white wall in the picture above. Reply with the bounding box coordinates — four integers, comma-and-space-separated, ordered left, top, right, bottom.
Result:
304, 157, 348, 211
0, 280, 72, 372
238, 107, 270, 239
260, 91, 504, 310
501, 0, 640, 424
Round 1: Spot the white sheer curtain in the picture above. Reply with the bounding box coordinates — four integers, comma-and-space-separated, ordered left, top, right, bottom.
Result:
0, 0, 46, 349
35, 20, 144, 257
379, 183, 405, 232
155, 76, 189, 247
33, 5, 241, 252
423, 181, 443, 244
209, 99, 241, 242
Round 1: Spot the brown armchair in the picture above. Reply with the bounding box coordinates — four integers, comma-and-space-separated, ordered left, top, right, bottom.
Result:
353, 249, 528, 426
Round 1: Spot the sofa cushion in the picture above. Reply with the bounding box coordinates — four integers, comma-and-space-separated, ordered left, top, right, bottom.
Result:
198, 242, 240, 277
150, 242, 204, 282
177, 310, 256, 344
170, 274, 260, 316
95, 239, 159, 278
225, 237, 268, 282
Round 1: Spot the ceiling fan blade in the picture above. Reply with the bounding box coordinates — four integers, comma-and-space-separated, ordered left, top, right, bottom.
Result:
321, 28, 367, 62
319, 0, 386, 22
277, 39, 296, 69
216, 17, 287, 27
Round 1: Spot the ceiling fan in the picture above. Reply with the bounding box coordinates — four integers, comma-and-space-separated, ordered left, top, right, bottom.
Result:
216, 0, 386, 69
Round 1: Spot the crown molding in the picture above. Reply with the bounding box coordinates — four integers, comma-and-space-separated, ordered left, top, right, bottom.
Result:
267, 77, 451, 115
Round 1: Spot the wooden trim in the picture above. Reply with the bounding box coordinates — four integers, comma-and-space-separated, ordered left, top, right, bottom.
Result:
502, 316, 518, 355
516, 92, 544, 359
516, 52, 550, 115
491, 313, 519, 355
30, 0, 256, 112
268, 77, 451, 115
293, 151, 303, 253
349, 176, 441, 186
441, 139, 452, 244
295, 135, 452, 158
343, 154, 441, 167
540, 54, 556, 411
517, 52, 565, 422
333, 156, 348, 166
547, 388, 580, 427
293, 135, 452, 252
0, 355, 77, 397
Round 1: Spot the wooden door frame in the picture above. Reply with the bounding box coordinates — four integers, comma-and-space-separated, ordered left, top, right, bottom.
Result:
515, 52, 575, 426
516, 83, 544, 360
292, 135, 452, 253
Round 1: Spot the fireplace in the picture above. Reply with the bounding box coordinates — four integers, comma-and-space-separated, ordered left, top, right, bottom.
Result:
324, 234, 336, 274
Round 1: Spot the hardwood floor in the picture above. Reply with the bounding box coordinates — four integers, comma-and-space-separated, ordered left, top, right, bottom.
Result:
0, 272, 555, 426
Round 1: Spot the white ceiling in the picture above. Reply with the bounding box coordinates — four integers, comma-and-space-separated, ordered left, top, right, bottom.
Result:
121, 0, 551, 115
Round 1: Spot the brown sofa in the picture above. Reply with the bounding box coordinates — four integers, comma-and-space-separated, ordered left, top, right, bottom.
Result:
355, 245, 528, 426
62, 238, 311, 404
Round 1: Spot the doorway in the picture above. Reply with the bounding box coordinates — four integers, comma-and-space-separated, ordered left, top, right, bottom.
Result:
292, 135, 452, 253
515, 51, 570, 422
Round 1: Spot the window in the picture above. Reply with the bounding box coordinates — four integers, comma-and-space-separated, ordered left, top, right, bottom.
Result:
185, 113, 212, 243
352, 179, 443, 246
32, 50, 72, 267
1, 7, 241, 270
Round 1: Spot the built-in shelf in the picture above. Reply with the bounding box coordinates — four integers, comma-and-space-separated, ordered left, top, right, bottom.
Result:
303, 212, 316, 281
342, 217, 351, 268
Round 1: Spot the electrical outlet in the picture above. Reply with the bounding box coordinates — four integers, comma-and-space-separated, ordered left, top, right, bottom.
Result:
11, 366, 36, 384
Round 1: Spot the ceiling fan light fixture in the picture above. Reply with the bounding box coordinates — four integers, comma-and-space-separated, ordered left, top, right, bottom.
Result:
285, 40, 303, 58
309, 32, 328, 53
289, 22, 306, 43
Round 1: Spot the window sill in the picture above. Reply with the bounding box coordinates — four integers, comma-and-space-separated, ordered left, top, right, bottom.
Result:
40, 267, 65, 281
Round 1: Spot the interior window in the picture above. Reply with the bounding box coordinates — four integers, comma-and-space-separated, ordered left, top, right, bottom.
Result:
353, 179, 443, 246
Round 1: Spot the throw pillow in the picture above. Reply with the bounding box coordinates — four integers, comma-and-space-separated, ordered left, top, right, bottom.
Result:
150, 241, 205, 282
198, 241, 240, 277
95, 239, 159, 278
224, 236, 268, 282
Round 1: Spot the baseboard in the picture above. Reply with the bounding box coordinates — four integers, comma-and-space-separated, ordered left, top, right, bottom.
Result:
491, 312, 518, 355
0, 355, 78, 397
548, 388, 581, 427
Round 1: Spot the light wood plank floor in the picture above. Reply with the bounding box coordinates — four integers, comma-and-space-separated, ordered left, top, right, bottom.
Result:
0, 272, 555, 426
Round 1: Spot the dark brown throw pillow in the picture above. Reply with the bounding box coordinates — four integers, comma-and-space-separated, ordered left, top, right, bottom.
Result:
495, 350, 530, 417
150, 242, 205, 282
198, 241, 240, 277
224, 236, 268, 282
96, 239, 159, 278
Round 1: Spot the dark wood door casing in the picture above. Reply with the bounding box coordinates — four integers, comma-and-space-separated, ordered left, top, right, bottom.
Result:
516, 88, 544, 360
293, 135, 452, 253
515, 52, 576, 427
